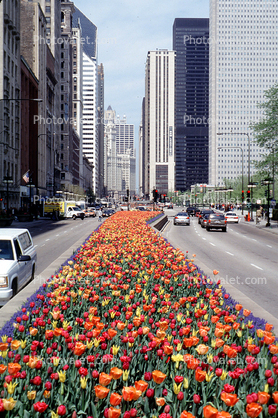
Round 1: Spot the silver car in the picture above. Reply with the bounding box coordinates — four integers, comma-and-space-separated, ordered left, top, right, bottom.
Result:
173, 212, 190, 226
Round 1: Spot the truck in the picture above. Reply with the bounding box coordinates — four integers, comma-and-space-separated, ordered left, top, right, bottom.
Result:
43, 200, 85, 219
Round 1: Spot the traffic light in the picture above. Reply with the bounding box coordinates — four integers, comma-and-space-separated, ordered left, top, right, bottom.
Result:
153, 189, 158, 202
265, 190, 268, 197
242, 190, 244, 201
247, 190, 250, 202
126, 189, 129, 198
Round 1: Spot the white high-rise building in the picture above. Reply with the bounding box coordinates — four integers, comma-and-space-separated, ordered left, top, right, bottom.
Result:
144, 50, 175, 198
209, 0, 278, 186
82, 53, 98, 194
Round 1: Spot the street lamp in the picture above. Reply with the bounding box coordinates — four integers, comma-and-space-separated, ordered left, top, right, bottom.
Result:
217, 145, 244, 214
262, 177, 273, 227
248, 181, 257, 221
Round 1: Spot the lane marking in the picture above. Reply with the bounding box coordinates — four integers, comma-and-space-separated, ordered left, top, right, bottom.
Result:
225, 251, 234, 256
252, 239, 257, 242
210, 242, 216, 246
56, 234, 59, 237
202, 237, 207, 241
34, 245, 38, 248
41, 244, 45, 247
267, 245, 272, 248
45, 239, 50, 242
251, 263, 263, 271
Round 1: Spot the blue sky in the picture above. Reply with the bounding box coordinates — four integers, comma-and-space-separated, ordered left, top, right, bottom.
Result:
74, 0, 209, 146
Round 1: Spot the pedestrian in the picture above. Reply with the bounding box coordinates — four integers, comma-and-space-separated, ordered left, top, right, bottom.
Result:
98, 208, 103, 222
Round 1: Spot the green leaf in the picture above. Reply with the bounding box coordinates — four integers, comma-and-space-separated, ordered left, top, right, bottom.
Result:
24, 411, 31, 418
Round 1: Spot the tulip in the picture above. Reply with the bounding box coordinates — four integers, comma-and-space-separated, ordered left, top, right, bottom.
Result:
110, 367, 123, 380
6, 382, 18, 395
3, 398, 17, 411
203, 405, 218, 418
27, 391, 36, 400
134, 380, 148, 392
193, 394, 201, 404
99, 372, 113, 386
152, 370, 167, 384
33, 402, 48, 413
257, 391, 270, 405
107, 407, 121, 418
80, 377, 88, 389
95, 385, 110, 399
195, 368, 206, 382
246, 403, 263, 418
57, 405, 67, 416
122, 386, 136, 401
180, 411, 195, 418
156, 397, 166, 406
110, 393, 122, 406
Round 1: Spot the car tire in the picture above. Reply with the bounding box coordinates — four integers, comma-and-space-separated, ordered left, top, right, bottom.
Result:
206, 227, 210, 231
173, 222, 176, 225
222, 227, 227, 232
81, 215, 84, 220
72, 215, 76, 220
12, 280, 17, 298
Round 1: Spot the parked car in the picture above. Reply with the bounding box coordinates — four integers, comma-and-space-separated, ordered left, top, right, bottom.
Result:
198, 209, 215, 224
225, 212, 239, 223
200, 213, 210, 228
206, 213, 227, 232
173, 212, 190, 226
0, 229, 37, 305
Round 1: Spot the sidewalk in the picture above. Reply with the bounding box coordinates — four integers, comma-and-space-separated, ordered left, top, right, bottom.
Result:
235, 209, 278, 234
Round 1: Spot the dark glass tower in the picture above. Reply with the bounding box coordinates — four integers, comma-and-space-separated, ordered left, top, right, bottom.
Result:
173, 18, 209, 191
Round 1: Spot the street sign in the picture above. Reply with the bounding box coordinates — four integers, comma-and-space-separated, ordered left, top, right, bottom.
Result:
271, 199, 276, 207
246, 203, 251, 208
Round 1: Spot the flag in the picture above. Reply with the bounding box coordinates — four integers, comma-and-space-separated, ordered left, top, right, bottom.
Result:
23, 170, 29, 183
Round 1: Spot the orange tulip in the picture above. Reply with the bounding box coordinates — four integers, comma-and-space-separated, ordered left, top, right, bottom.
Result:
10, 340, 21, 350
28, 357, 40, 369
122, 386, 137, 401
203, 405, 219, 418
265, 323, 273, 332
108, 329, 117, 339
95, 385, 110, 399
133, 389, 142, 401
134, 380, 148, 393
269, 345, 278, 355
107, 407, 121, 418
186, 356, 199, 370
195, 368, 206, 382
73, 341, 86, 356
216, 412, 231, 418
152, 370, 167, 384
246, 403, 263, 418
235, 304, 242, 311
257, 392, 270, 405
92, 329, 101, 338
195, 344, 209, 355
243, 309, 251, 317
0, 364, 7, 375
183, 337, 194, 347
110, 368, 123, 380
263, 335, 276, 345
211, 316, 220, 324
53, 328, 63, 337
223, 345, 237, 358
99, 372, 113, 386
180, 411, 196, 418
8, 363, 21, 375
215, 338, 225, 348
272, 392, 278, 404
110, 393, 122, 406
156, 397, 166, 406
220, 392, 239, 407
0, 343, 8, 351
117, 322, 126, 331
163, 345, 173, 355
29, 327, 38, 336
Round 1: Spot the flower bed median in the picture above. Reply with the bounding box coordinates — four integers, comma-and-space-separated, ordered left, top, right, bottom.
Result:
0, 211, 277, 418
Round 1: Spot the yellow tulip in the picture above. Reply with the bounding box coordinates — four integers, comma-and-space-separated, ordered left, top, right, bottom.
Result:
20, 340, 27, 349
112, 345, 120, 355
52, 357, 60, 367
58, 370, 66, 383
183, 378, 189, 389
80, 376, 88, 389
173, 382, 182, 394
220, 370, 228, 381
123, 370, 130, 381
86, 341, 93, 349
27, 390, 36, 400
3, 398, 17, 411
7, 382, 18, 395
206, 372, 214, 382
1, 335, 8, 342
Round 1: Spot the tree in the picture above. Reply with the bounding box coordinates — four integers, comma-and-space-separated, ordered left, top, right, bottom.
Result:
250, 84, 278, 187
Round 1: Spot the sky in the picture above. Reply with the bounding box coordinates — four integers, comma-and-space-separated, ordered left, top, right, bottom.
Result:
75, 0, 209, 135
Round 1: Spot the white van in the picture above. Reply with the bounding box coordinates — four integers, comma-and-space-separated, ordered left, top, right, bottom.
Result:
0, 229, 37, 305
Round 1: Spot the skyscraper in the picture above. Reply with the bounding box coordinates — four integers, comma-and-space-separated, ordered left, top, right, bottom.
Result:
143, 50, 175, 198
73, 7, 98, 195
209, 0, 278, 186
173, 18, 209, 192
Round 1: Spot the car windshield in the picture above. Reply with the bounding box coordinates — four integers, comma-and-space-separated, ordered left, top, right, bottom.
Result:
210, 214, 225, 220
0, 240, 14, 260
177, 212, 188, 216
72, 207, 81, 211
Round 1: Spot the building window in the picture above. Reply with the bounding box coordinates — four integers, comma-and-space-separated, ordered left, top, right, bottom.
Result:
46, 6, 51, 13
46, 17, 50, 24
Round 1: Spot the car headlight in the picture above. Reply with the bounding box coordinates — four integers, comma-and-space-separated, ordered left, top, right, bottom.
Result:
0, 276, 8, 288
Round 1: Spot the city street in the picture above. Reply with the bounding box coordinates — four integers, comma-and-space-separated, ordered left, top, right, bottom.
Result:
163, 208, 278, 327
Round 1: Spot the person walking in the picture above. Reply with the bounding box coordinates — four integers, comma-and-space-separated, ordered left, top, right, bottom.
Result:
98, 208, 103, 222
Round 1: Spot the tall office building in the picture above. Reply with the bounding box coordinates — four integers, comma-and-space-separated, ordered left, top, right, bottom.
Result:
73, 7, 98, 195
0, 0, 21, 209
173, 19, 209, 192
209, 0, 278, 186
98, 63, 105, 197
115, 115, 135, 157
144, 50, 175, 198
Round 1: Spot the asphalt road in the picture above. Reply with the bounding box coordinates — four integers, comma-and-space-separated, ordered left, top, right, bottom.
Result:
162, 209, 278, 324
